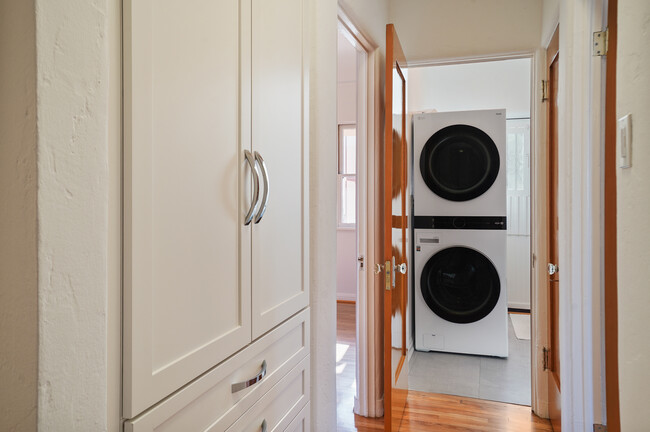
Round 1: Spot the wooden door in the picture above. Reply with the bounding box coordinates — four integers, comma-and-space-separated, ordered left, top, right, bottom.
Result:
250, 0, 309, 339
384, 23, 408, 432
546, 26, 561, 432
122, 0, 252, 417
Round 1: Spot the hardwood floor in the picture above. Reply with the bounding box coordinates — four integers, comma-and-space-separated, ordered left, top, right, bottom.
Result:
336, 302, 552, 431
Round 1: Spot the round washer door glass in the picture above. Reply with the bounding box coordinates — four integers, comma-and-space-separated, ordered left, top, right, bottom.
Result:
419, 124, 500, 201
420, 246, 500, 324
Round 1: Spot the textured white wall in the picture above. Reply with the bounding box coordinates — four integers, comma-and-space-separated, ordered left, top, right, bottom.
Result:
35, 0, 109, 429
389, 0, 543, 62
0, 1, 38, 431
617, 0, 650, 429
310, 0, 339, 429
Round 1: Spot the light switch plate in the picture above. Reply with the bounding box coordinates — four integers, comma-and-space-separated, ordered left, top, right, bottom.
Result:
618, 114, 632, 169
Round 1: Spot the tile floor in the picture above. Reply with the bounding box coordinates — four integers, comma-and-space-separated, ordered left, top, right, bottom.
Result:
408, 314, 531, 406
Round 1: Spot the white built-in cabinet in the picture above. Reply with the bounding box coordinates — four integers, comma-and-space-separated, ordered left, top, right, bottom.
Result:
122, 0, 309, 427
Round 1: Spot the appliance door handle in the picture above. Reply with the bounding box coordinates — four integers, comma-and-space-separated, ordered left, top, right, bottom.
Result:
254, 151, 269, 224
244, 150, 259, 226
231, 360, 267, 393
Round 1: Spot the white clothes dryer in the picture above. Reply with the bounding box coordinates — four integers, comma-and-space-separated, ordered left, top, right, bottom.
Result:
413, 216, 508, 357
413, 109, 506, 217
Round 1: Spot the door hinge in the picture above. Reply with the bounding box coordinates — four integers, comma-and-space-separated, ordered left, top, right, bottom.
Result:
543, 347, 550, 371
593, 29, 609, 56
541, 80, 549, 102
593, 424, 607, 432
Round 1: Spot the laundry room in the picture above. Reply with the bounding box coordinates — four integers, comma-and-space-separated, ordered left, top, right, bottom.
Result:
408, 57, 533, 406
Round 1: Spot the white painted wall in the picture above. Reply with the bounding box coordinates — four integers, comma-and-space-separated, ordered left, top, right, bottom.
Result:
408, 59, 532, 117
389, 0, 543, 62
337, 230, 358, 301
35, 0, 109, 429
617, 0, 650, 429
0, 1, 38, 431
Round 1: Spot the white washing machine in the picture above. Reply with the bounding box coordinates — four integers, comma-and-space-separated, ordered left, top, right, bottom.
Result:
413, 216, 508, 357
413, 109, 506, 217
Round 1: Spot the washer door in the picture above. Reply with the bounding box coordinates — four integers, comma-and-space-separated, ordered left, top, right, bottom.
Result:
420, 246, 500, 324
419, 124, 500, 202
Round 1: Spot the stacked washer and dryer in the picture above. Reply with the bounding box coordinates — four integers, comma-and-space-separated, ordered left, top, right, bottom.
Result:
412, 109, 508, 358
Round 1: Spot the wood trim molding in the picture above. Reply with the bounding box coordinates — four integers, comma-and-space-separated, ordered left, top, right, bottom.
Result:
604, 0, 620, 429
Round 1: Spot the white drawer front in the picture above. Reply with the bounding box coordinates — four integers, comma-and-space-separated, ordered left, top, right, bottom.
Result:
284, 403, 310, 432
125, 310, 309, 432
224, 357, 309, 432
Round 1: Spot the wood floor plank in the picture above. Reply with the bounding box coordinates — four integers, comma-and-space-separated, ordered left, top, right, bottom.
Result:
336, 302, 552, 431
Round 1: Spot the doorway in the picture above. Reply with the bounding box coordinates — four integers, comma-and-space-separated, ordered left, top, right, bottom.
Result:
407, 57, 535, 407
334, 9, 379, 430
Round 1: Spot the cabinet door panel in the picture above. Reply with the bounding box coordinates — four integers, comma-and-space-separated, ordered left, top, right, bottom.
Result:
123, 0, 252, 417
251, 0, 309, 338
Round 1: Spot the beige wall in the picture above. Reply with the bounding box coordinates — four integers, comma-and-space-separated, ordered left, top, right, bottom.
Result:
617, 0, 650, 429
0, 1, 38, 431
389, 0, 543, 62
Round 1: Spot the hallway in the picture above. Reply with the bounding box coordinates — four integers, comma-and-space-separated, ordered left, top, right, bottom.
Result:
336, 302, 552, 431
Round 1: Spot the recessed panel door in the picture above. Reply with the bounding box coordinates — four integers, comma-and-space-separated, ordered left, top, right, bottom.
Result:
123, 0, 252, 417
251, 0, 308, 338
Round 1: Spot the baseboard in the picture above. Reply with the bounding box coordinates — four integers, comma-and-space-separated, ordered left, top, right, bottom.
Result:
407, 343, 415, 363
508, 302, 531, 311
337, 299, 356, 304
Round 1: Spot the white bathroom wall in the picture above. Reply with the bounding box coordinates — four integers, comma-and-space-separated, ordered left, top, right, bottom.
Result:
337, 31, 358, 302
408, 59, 532, 309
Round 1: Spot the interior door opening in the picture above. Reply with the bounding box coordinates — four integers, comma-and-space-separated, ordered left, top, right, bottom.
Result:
408, 57, 536, 408
335, 11, 377, 430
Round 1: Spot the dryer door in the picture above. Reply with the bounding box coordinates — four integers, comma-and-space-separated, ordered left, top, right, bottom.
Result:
420, 246, 500, 324
419, 124, 500, 202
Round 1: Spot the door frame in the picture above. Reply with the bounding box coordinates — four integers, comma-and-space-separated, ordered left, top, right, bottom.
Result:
337, 5, 381, 418
554, 0, 608, 428
408, 51, 541, 411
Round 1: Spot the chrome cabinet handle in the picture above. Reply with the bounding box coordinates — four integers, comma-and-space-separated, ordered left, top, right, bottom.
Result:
260, 419, 267, 432
396, 262, 407, 274
231, 360, 267, 393
244, 150, 260, 226
253, 151, 269, 224
548, 263, 558, 276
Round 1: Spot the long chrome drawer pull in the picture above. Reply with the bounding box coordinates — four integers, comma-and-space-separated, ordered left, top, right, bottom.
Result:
244, 150, 260, 226
261, 419, 267, 432
253, 151, 269, 224
231, 360, 267, 393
